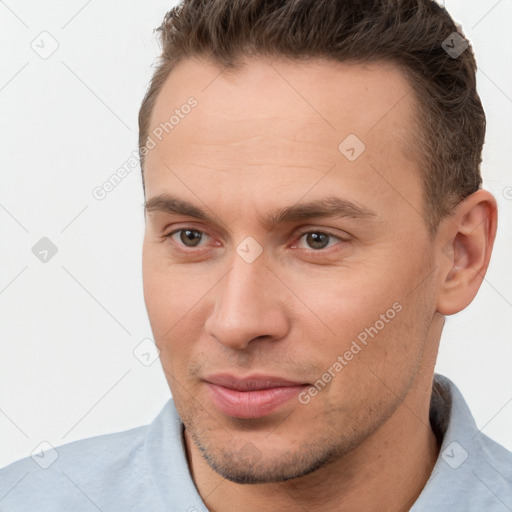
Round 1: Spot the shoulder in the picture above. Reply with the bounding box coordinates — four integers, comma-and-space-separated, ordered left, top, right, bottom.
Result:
0, 399, 201, 511
0, 422, 160, 511
435, 431, 512, 512
413, 374, 512, 511
472, 430, 512, 498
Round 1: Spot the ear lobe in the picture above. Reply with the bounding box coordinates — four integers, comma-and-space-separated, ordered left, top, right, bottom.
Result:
436, 190, 497, 316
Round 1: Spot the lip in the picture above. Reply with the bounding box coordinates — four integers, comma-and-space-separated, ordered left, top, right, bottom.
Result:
203, 373, 309, 419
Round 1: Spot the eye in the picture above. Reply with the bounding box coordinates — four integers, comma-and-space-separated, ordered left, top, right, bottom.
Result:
164, 227, 347, 254
295, 231, 345, 251
167, 229, 209, 248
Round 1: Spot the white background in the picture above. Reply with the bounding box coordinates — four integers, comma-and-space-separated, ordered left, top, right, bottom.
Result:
0, 0, 511, 468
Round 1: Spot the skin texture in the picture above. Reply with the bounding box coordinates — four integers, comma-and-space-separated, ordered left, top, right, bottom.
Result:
142, 57, 497, 512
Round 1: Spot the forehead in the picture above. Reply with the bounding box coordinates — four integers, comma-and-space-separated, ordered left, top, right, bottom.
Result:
143, 57, 424, 231
148, 57, 418, 146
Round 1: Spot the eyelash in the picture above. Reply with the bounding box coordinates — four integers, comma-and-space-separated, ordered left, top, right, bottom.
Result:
164, 227, 349, 254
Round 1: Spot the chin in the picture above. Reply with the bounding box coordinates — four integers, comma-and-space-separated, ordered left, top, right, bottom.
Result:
190, 429, 345, 484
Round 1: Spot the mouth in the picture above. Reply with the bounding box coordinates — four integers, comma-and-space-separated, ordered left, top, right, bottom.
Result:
203, 373, 310, 419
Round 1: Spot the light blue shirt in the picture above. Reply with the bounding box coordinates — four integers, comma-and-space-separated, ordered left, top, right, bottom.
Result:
1, 373, 511, 511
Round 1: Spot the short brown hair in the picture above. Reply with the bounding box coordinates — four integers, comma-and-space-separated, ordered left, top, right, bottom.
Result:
138, 0, 485, 232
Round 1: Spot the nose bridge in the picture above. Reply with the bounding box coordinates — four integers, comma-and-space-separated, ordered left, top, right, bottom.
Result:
205, 252, 288, 349
217, 255, 270, 325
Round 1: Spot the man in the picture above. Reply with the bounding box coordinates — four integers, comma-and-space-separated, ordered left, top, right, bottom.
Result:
1, 0, 511, 510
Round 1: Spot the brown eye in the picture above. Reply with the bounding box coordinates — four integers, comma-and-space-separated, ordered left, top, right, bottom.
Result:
296, 231, 344, 251
304, 232, 331, 250
166, 229, 207, 248
179, 229, 203, 247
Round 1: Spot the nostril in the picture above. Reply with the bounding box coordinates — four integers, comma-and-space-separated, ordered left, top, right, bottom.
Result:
251, 335, 269, 342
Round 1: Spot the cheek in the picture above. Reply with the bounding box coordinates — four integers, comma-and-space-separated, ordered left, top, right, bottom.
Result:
284, 253, 430, 385
142, 248, 209, 354
279, 262, 402, 355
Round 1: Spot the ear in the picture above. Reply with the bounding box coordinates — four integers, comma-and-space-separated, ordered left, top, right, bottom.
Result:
436, 189, 498, 315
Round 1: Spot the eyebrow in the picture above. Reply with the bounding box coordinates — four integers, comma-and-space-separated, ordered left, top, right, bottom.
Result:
144, 193, 377, 228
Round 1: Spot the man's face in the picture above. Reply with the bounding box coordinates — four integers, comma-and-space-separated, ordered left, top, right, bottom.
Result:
142, 57, 441, 483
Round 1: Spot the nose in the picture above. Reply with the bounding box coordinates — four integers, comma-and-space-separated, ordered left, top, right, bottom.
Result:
204, 254, 289, 351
